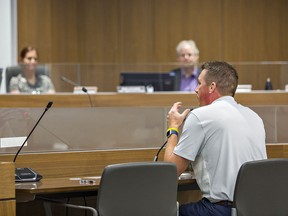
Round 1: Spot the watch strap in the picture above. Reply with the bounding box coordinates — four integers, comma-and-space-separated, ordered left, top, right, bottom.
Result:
166, 128, 179, 138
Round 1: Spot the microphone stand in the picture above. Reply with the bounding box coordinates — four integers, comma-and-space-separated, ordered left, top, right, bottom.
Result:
13, 101, 53, 162
61, 76, 94, 107
14, 101, 53, 182
82, 87, 94, 107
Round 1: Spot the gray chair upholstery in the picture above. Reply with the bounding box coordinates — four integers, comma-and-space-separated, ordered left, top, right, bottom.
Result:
43, 162, 178, 216
233, 158, 288, 216
96, 161, 178, 216
5, 64, 49, 92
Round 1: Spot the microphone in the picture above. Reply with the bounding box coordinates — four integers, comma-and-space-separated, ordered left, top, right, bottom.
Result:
154, 108, 194, 162
82, 87, 94, 107
60, 76, 80, 86
14, 101, 53, 182
61, 76, 93, 107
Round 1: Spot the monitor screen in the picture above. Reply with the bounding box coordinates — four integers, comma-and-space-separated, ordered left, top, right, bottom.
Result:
120, 72, 176, 91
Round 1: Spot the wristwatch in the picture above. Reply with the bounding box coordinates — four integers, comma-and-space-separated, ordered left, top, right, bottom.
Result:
166, 128, 179, 138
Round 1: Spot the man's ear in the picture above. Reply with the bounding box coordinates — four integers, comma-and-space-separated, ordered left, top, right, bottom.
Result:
209, 82, 216, 93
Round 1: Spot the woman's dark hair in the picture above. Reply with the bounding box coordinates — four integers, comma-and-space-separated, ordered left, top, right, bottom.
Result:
20, 46, 38, 60
201, 61, 238, 96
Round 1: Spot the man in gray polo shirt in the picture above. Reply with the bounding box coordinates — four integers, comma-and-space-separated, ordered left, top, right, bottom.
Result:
164, 61, 267, 216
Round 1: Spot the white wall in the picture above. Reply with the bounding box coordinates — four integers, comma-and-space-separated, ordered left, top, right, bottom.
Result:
0, 0, 17, 93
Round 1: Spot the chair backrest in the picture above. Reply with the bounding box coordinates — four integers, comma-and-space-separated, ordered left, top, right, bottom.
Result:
5, 65, 49, 92
233, 158, 288, 216
96, 162, 178, 216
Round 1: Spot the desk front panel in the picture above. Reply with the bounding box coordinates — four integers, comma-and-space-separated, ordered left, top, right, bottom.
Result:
1, 91, 288, 108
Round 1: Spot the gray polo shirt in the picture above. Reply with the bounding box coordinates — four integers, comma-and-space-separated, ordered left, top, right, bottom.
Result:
174, 96, 267, 202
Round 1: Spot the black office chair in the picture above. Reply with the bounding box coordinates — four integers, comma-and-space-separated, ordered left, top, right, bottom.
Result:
43, 162, 178, 216
5, 64, 49, 92
233, 158, 288, 216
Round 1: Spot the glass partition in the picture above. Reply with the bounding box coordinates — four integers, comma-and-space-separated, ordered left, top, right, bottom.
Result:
2, 62, 288, 93
0, 105, 287, 155
41, 62, 288, 93
0, 107, 168, 154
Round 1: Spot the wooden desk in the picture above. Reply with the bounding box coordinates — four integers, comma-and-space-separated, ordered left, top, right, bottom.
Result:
0, 162, 16, 216
2, 93, 286, 215
15, 175, 196, 202
1, 91, 288, 108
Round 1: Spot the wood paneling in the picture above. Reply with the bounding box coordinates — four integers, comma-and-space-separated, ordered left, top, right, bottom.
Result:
0, 162, 15, 216
0, 200, 16, 216
1, 92, 288, 108
223, 0, 288, 61
17, 0, 52, 61
0, 149, 161, 178
266, 144, 288, 158
0, 144, 286, 180
17, 0, 288, 64
0, 162, 15, 199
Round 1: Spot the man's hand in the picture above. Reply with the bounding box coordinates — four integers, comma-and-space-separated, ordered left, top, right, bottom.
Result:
167, 102, 191, 128
165, 102, 191, 176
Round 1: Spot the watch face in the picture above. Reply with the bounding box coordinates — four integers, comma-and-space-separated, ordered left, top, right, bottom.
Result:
166, 130, 170, 137
166, 129, 178, 137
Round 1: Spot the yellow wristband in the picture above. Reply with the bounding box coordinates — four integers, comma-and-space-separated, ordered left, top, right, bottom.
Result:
166, 127, 179, 133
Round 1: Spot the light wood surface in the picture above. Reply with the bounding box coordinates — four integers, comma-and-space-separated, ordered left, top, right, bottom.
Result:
0, 162, 15, 199
0, 162, 16, 216
1, 144, 286, 181
1, 91, 288, 108
1, 149, 163, 178
266, 144, 288, 158
0, 200, 16, 216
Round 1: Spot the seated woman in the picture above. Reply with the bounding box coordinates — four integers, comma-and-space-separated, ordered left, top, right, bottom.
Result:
9, 46, 55, 94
